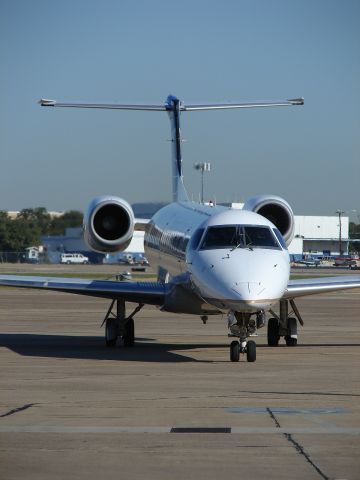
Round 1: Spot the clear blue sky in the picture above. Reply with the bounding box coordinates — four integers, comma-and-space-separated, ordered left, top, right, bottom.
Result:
1, 0, 359, 217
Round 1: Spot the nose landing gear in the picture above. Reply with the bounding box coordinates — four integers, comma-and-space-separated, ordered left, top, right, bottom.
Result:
229, 339, 257, 362
228, 312, 257, 362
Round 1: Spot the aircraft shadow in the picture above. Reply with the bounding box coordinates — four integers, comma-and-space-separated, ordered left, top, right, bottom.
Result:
272, 343, 360, 348
1, 334, 358, 364
0, 333, 226, 363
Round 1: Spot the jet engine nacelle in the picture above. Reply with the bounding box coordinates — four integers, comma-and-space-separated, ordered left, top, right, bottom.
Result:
83, 196, 135, 253
243, 195, 295, 246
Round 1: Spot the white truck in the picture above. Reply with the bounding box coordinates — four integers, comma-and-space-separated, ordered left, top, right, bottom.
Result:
60, 253, 89, 265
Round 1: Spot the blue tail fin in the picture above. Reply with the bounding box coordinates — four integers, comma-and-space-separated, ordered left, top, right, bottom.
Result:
165, 95, 189, 203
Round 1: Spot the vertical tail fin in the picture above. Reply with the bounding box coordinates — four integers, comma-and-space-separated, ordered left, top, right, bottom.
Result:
165, 95, 189, 202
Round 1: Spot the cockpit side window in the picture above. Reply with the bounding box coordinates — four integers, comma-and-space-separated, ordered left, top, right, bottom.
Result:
273, 228, 288, 250
189, 228, 205, 250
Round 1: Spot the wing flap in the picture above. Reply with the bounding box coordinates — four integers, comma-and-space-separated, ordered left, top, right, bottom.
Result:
0, 275, 166, 305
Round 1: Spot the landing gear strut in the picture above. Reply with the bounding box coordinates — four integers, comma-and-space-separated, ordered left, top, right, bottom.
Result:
268, 299, 303, 347
102, 299, 143, 348
228, 312, 257, 362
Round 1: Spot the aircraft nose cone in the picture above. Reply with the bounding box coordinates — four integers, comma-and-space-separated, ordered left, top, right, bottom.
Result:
189, 247, 289, 309
231, 281, 265, 298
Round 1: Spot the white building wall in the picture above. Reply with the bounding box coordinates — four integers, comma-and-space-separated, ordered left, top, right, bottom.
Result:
288, 237, 303, 255
288, 215, 349, 256
124, 231, 145, 253
293, 216, 348, 240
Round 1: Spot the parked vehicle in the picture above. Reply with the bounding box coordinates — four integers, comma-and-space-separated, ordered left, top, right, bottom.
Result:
349, 259, 360, 270
60, 253, 89, 265
333, 256, 357, 267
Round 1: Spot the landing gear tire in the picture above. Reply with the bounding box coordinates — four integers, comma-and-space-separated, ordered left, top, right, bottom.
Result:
246, 340, 256, 362
105, 318, 118, 347
267, 318, 280, 346
285, 317, 298, 346
285, 336, 297, 346
230, 341, 240, 362
123, 318, 135, 347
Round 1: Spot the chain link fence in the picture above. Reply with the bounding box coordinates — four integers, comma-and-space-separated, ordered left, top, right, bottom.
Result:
0, 252, 48, 263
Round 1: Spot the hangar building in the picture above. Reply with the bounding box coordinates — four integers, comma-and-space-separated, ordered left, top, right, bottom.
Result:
289, 215, 349, 257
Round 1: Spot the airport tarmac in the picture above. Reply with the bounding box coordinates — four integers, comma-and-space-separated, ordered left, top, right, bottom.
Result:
0, 269, 359, 479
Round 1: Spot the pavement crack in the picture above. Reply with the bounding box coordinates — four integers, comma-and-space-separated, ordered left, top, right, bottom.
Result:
0, 403, 36, 418
266, 407, 329, 480
283, 433, 329, 480
266, 407, 281, 427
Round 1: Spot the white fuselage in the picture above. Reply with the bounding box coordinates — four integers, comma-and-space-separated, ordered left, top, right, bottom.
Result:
144, 202, 290, 314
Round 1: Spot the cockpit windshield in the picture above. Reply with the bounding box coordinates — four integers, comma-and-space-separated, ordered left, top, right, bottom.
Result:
200, 225, 281, 250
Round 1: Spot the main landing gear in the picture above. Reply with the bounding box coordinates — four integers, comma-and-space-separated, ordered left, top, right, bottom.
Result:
228, 312, 260, 362
102, 299, 144, 347
268, 299, 304, 347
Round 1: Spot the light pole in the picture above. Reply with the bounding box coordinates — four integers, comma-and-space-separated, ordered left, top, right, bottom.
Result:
194, 162, 211, 204
336, 210, 345, 256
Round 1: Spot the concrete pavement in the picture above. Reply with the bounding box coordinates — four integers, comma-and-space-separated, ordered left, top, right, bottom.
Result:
0, 282, 359, 479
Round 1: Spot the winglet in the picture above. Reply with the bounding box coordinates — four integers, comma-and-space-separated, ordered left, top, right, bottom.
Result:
287, 97, 304, 105
39, 99, 57, 106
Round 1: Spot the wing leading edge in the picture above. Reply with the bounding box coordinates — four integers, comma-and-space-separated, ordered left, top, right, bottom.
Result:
1, 273, 360, 308
0, 275, 166, 305
283, 275, 360, 299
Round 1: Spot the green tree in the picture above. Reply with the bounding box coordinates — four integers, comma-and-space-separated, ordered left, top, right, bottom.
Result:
18, 207, 51, 235
349, 222, 360, 254
0, 211, 41, 252
0, 211, 11, 251
0, 208, 83, 254
49, 210, 83, 235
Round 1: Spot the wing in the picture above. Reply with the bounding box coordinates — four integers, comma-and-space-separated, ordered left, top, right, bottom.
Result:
283, 275, 360, 299
0, 275, 165, 305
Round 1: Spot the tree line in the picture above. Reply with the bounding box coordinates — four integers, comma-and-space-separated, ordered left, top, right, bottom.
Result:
0, 208, 83, 252
350, 222, 360, 253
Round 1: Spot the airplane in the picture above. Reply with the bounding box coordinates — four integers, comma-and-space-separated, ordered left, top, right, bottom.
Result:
1, 94, 360, 363
295, 257, 321, 267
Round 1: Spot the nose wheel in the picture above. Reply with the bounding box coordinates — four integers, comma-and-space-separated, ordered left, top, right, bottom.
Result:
228, 311, 257, 362
230, 339, 256, 362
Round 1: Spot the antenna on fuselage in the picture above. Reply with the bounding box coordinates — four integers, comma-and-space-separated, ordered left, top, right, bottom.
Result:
39, 95, 304, 203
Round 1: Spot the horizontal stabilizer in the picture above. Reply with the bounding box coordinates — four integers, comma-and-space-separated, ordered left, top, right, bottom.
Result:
39, 97, 304, 111
183, 98, 304, 111
39, 99, 167, 111
38, 93, 304, 203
